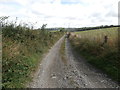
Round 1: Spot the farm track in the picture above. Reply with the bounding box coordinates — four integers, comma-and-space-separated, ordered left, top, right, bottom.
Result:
28, 36, 119, 88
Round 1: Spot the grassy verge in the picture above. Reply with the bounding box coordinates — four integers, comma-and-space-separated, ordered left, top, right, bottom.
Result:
60, 39, 67, 65
2, 22, 64, 88
69, 27, 120, 83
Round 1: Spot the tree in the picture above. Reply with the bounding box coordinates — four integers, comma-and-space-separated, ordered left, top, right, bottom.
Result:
0, 16, 9, 27
59, 28, 65, 32
41, 24, 47, 30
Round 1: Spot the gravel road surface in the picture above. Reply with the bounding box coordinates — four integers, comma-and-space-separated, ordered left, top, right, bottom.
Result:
28, 36, 119, 88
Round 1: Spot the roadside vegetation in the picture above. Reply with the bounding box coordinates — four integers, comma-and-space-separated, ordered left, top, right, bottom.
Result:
1, 17, 64, 88
60, 39, 67, 65
70, 27, 120, 83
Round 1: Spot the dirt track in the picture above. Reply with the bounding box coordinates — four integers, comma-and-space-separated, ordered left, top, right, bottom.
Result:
28, 36, 119, 88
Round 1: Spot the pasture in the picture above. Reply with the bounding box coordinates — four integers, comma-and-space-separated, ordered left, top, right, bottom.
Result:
70, 27, 119, 82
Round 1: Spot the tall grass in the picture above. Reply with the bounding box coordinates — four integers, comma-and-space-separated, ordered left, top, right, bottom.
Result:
70, 27, 120, 83
2, 19, 64, 88
75, 27, 118, 48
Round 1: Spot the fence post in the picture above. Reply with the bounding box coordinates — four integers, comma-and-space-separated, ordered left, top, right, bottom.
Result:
100, 35, 108, 47
104, 35, 108, 43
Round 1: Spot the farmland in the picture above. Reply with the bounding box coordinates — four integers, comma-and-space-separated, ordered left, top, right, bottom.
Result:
74, 27, 118, 48
1, 16, 119, 88
69, 27, 120, 82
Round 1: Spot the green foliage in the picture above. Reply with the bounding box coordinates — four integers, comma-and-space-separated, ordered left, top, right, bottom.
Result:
2, 21, 63, 88
59, 28, 65, 32
70, 27, 119, 82
0, 16, 9, 22
41, 24, 47, 30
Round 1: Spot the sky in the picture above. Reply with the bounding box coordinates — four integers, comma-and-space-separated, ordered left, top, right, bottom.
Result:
0, 0, 119, 28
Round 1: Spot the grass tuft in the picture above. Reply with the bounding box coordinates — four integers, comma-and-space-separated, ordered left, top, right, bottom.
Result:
60, 39, 67, 65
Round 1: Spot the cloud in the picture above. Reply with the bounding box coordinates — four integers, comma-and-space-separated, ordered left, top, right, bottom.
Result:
0, 0, 119, 28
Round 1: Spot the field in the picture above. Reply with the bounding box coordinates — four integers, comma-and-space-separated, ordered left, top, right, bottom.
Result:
70, 27, 120, 82
1, 16, 119, 87
74, 27, 118, 48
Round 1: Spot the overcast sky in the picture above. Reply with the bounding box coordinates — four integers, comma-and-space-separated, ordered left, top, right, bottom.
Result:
0, 0, 119, 28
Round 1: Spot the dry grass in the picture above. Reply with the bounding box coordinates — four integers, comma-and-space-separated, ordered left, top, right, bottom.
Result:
70, 27, 119, 82
60, 39, 67, 65
2, 22, 64, 88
